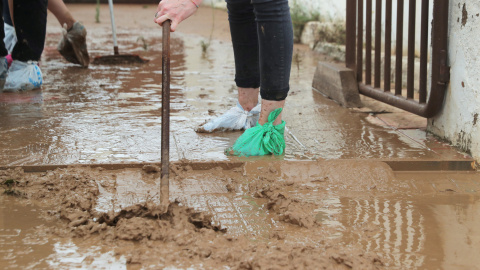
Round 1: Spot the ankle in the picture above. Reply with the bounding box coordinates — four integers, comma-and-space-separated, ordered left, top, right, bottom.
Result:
238, 100, 258, 111
259, 99, 285, 125
238, 87, 259, 111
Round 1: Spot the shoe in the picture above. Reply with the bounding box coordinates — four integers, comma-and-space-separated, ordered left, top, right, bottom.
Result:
58, 22, 90, 67
3, 23, 17, 54
196, 102, 261, 133
0, 57, 8, 89
225, 108, 286, 157
3, 60, 43, 91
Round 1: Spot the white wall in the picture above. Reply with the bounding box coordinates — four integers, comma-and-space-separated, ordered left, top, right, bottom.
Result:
428, 0, 480, 160
201, 0, 226, 9
203, 0, 426, 55
295, 0, 345, 20
202, 0, 345, 19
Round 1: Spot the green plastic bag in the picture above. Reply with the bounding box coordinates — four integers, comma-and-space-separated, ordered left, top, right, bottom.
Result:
225, 108, 286, 157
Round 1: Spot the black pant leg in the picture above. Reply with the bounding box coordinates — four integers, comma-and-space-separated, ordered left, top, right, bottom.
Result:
11, 0, 48, 61
0, 0, 8, 57
253, 0, 293, 101
226, 0, 261, 89
3, 0, 13, 26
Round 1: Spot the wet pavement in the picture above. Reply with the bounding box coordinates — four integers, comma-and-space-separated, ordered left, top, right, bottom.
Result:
1, 4, 480, 270
0, 5, 473, 166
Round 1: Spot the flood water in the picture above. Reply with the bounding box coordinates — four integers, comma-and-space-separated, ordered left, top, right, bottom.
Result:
0, 24, 467, 166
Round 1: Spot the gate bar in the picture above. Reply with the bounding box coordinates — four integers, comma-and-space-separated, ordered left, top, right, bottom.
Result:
407, 0, 416, 99
384, 0, 392, 92
374, 0, 382, 88
419, 0, 429, 103
395, 0, 404, 96
365, 0, 372, 85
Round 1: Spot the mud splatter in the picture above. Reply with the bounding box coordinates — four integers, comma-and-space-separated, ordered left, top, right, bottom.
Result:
462, 3, 468, 26
0, 166, 385, 269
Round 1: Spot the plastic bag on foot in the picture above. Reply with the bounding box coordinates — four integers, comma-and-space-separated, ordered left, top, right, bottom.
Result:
0, 57, 8, 88
196, 102, 260, 133
225, 108, 286, 157
4, 23, 17, 54
3, 60, 43, 91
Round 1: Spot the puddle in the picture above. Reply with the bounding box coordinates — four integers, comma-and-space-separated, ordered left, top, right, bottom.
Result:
0, 196, 126, 269
325, 194, 480, 269
0, 197, 53, 269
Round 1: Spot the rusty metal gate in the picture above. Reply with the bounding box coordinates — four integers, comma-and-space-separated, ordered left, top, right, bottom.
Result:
345, 0, 450, 117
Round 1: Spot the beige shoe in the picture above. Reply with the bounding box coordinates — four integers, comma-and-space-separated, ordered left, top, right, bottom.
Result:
58, 22, 90, 67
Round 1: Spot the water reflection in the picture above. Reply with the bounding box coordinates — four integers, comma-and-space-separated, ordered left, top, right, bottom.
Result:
0, 196, 127, 269
46, 242, 126, 269
318, 194, 480, 269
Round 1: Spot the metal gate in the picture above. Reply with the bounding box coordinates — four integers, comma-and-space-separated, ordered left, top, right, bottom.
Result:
345, 0, 450, 117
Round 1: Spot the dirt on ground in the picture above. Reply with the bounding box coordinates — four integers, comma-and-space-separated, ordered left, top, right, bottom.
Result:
0, 164, 385, 269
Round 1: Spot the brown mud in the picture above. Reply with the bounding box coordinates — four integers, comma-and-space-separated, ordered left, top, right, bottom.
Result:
2, 161, 480, 269
1, 164, 386, 269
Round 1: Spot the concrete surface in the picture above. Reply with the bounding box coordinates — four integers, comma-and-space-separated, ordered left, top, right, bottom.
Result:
312, 61, 362, 108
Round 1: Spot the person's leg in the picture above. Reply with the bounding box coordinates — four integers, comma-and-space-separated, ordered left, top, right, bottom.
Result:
226, 0, 293, 156
3, 0, 17, 56
3, 0, 13, 26
3, 0, 46, 91
0, 0, 8, 57
254, 0, 293, 125
227, 0, 293, 125
11, 0, 48, 62
48, 0, 75, 29
196, 0, 260, 133
7, 0, 13, 26
226, 0, 261, 111
0, 0, 9, 89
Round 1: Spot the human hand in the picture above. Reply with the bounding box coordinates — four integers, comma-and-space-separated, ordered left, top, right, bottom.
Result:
154, 0, 202, 32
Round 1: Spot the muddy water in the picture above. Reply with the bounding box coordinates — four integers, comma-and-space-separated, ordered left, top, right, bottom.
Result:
0, 196, 126, 269
0, 11, 468, 166
1, 163, 480, 269
334, 194, 480, 269
241, 161, 480, 269
1, 29, 240, 165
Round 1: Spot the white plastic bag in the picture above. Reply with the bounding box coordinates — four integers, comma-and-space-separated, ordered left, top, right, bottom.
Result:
196, 102, 261, 133
4, 23, 17, 54
4, 60, 43, 91
0, 57, 8, 88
